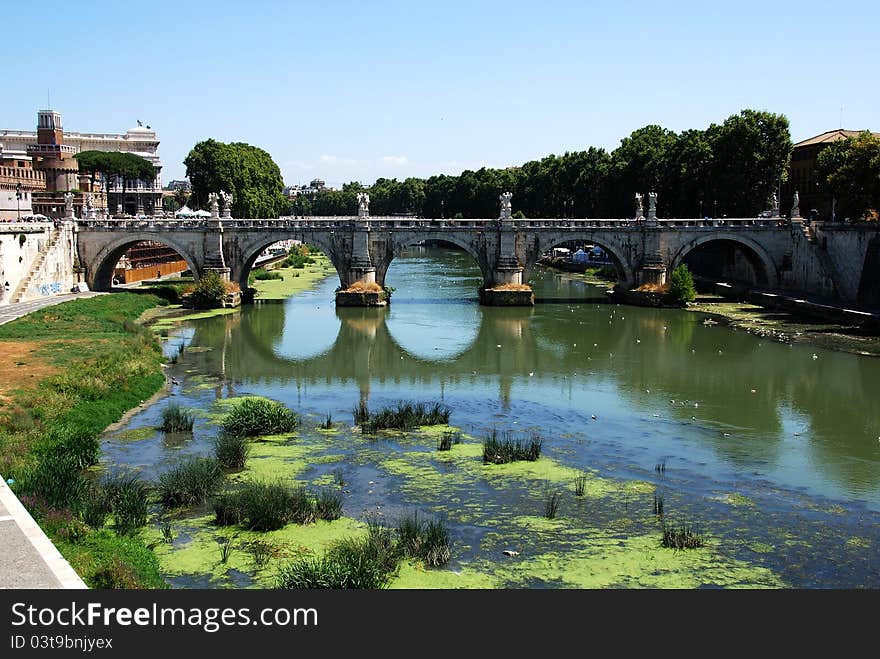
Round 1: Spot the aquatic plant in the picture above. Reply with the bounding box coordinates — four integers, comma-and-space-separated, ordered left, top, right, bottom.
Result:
315, 489, 343, 521
80, 485, 111, 528
160, 520, 174, 544
221, 398, 299, 437
212, 491, 246, 527
352, 401, 370, 425
249, 540, 272, 568
214, 433, 250, 469
653, 494, 665, 518
574, 472, 588, 497
356, 401, 451, 433
395, 512, 451, 567
213, 481, 340, 532
482, 430, 543, 464
217, 536, 232, 564
544, 491, 561, 519
320, 413, 334, 430
157, 457, 222, 508
332, 467, 345, 489
661, 522, 705, 549
437, 430, 462, 451
655, 460, 667, 475
103, 474, 149, 535
275, 547, 389, 589
160, 404, 194, 433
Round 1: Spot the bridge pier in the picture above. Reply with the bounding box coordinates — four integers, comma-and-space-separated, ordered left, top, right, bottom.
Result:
336, 223, 388, 307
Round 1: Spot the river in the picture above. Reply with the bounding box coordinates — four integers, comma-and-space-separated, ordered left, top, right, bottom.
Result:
102, 246, 880, 588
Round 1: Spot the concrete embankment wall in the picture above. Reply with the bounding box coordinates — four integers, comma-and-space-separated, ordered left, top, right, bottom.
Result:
0, 221, 76, 304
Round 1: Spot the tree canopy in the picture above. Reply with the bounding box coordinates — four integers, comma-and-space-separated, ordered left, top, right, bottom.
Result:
75, 151, 157, 185
294, 108, 792, 220
816, 131, 880, 220
184, 139, 287, 218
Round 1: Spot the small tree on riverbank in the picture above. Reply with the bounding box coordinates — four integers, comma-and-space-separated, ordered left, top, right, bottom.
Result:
189, 271, 227, 309
667, 264, 696, 305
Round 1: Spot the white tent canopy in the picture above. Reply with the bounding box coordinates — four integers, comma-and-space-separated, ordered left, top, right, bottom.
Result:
174, 205, 196, 218
193, 209, 212, 217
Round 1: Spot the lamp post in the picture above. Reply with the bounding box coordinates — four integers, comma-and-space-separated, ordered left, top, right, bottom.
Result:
15, 183, 22, 220
440, 200, 444, 219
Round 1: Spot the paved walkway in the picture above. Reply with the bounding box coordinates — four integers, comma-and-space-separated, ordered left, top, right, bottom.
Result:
0, 291, 104, 325
0, 477, 87, 588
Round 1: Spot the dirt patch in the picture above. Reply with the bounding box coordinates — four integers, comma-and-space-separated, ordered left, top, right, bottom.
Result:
0, 341, 57, 401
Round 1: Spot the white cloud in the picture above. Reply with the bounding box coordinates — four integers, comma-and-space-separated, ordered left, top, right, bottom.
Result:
380, 155, 408, 165
319, 154, 360, 165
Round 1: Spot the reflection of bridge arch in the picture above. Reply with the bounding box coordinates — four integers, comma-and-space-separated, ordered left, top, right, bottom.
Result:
87, 234, 200, 291
376, 234, 490, 285
670, 233, 778, 288
532, 232, 635, 286
233, 234, 343, 290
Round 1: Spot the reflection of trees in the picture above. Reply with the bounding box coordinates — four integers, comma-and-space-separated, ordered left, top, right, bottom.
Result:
183, 286, 880, 498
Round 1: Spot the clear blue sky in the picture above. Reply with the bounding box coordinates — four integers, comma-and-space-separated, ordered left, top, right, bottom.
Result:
4, 0, 878, 187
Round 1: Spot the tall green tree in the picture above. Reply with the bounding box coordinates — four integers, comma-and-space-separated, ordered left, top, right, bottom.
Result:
608, 125, 678, 216
184, 139, 287, 218
816, 131, 880, 221
709, 109, 792, 217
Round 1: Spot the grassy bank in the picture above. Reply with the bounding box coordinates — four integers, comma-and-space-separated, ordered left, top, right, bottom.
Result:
250, 253, 335, 300
687, 298, 880, 357
0, 293, 169, 587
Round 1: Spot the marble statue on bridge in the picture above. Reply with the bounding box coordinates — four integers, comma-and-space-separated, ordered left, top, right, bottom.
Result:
499, 191, 513, 220
647, 191, 658, 220
208, 192, 220, 219
791, 191, 800, 219
357, 192, 370, 218
220, 190, 233, 218
635, 193, 644, 218
64, 192, 74, 218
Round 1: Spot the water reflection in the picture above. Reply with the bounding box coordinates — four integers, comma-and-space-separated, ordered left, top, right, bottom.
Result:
178, 248, 880, 507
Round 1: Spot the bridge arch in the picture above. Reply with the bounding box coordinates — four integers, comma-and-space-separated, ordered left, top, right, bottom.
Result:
233, 233, 343, 291
532, 233, 635, 287
375, 233, 490, 286
670, 233, 778, 288
84, 234, 200, 292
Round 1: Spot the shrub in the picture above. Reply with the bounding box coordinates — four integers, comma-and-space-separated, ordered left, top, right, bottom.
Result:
437, 430, 462, 451
252, 268, 283, 281
544, 491, 561, 519
221, 398, 299, 437
482, 430, 543, 464
189, 270, 227, 309
157, 457, 222, 507
214, 433, 249, 469
160, 404, 194, 433
666, 264, 696, 305
80, 485, 111, 528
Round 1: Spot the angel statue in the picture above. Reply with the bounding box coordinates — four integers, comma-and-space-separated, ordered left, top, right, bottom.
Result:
208, 192, 220, 217
634, 192, 644, 218
220, 190, 233, 217
357, 192, 370, 217
499, 191, 513, 219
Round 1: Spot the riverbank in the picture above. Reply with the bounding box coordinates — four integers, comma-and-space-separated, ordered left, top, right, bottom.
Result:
540, 264, 880, 357
0, 294, 170, 588
251, 253, 336, 300
686, 298, 880, 357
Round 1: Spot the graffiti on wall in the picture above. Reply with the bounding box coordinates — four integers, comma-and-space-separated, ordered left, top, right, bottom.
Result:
38, 281, 62, 296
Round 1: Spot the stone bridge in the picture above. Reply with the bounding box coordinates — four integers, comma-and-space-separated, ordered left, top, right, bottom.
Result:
75, 207, 880, 307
